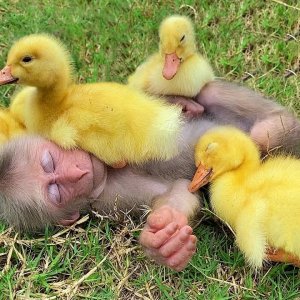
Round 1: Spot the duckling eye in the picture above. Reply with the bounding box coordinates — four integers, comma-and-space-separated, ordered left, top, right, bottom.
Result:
180, 35, 185, 42
22, 56, 33, 63
206, 142, 218, 153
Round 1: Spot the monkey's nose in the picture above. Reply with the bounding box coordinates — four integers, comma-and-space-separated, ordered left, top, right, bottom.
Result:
57, 167, 89, 183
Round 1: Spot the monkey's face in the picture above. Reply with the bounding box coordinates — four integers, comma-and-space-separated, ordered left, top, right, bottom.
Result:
0, 136, 107, 230
36, 141, 105, 206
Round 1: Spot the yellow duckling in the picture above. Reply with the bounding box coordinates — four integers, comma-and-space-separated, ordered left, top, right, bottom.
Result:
0, 34, 182, 167
0, 88, 28, 144
189, 126, 300, 268
128, 15, 214, 98
0, 104, 26, 144
9, 87, 32, 128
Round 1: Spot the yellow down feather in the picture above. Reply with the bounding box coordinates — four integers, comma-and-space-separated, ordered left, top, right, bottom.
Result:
4, 34, 182, 165
128, 15, 214, 97
194, 126, 300, 268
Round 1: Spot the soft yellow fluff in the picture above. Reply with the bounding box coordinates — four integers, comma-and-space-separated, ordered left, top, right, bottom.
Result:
9, 87, 32, 128
193, 126, 300, 268
2, 34, 182, 165
0, 106, 26, 144
0, 89, 28, 144
128, 15, 214, 97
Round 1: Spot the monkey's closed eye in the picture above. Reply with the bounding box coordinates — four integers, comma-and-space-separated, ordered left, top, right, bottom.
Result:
48, 183, 61, 204
41, 150, 55, 173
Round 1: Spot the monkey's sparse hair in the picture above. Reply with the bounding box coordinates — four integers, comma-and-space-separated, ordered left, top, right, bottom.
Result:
0, 136, 69, 231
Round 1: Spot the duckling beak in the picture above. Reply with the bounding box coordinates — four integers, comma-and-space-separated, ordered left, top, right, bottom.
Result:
163, 53, 181, 80
0, 66, 18, 85
188, 163, 212, 192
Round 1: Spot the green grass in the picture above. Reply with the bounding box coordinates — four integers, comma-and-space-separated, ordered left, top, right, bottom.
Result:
0, 0, 300, 299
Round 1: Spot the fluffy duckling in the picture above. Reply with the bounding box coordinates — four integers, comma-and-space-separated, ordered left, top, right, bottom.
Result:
9, 87, 33, 128
0, 105, 26, 144
128, 15, 214, 98
0, 34, 182, 167
189, 126, 300, 268
0, 89, 27, 144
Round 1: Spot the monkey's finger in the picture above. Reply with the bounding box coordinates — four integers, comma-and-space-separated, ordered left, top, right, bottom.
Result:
181, 100, 204, 118
143, 248, 166, 265
171, 250, 196, 272
146, 206, 175, 231
139, 222, 178, 249
165, 236, 197, 271
168, 249, 196, 271
158, 226, 193, 258
185, 101, 204, 113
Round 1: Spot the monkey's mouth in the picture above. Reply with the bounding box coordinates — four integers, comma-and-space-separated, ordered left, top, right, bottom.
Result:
89, 154, 108, 199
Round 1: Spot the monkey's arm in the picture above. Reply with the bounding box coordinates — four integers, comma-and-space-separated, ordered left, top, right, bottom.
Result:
139, 179, 200, 271
196, 80, 300, 155
94, 169, 200, 271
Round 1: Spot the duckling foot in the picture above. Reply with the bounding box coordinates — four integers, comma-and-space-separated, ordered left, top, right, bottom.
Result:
266, 247, 300, 267
111, 160, 127, 169
139, 205, 197, 271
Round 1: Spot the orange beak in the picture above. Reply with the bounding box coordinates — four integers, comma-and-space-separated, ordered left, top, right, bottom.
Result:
188, 163, 212, 192
162, 52, 181, 80
0, 65, 18, 85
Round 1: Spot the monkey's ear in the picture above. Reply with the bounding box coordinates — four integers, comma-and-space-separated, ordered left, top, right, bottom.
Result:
205, 142, 218, 154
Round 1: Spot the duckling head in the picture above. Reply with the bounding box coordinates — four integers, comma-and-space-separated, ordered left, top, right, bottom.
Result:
0, 34, 73, 89
159, 15, 197, 80
189, 126, 260, 192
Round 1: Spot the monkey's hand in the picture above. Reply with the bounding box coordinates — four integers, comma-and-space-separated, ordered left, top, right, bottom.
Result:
166, 96, 204, 119
139, 205, 197, 271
